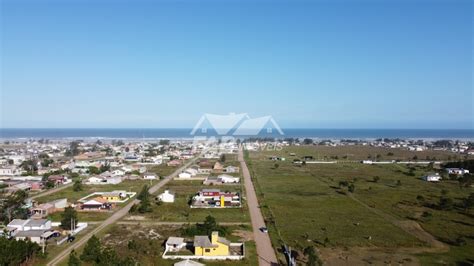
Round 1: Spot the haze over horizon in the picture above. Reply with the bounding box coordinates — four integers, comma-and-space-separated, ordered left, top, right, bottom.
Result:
1, 0, 473, 129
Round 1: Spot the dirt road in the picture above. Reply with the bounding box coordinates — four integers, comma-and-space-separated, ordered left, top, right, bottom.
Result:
239, 148, 279, 266
47, 157, 199, 266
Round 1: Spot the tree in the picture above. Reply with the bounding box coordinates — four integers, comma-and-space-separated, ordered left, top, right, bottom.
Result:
463, 193, 474, 213
135, 185, 152, 213
274, 163, 279, 169
88, 166, 100, 175
137, 185, 150, 201
65, 141, 80, 157
348, 183, 355, 193
60, 206, 78, 230
68, 250, 81, 266
80, 235, 101, 262
73, 180, 83, 192
303, 138, 314, 145
1, 190, 29, 223
303, 246, 322, 266
373, 176, 380, 183
219, 154, 226, 163
0, 237, 41, 265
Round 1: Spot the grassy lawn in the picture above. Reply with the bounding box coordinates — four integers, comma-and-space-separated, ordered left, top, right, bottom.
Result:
125, 180, 250, 223
246, 146, 474, 264
149, 164, 180, 177
47, 211, 112, 222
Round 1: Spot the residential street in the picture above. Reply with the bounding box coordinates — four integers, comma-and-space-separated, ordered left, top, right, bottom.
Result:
47, 157, 200, 266
238, 148, 279, 266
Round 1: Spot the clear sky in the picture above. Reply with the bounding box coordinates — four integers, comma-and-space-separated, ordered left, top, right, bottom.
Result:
1, 0, 472, 129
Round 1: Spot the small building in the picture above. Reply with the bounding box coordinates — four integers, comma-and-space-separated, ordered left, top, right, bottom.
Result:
167, 160, 182, 167
194, 231, 230, 256
224, 166, 239, 173
31, 198, 68, 218
81, 198, 111, 210
143, 173, 157, 180
7, 219, 52, 232
217, 174, 240, 184
157, 190, 175, 203
48, 175, 70, 185
178, 172, 192, 179
101, 191, 127, 202
14, 230, 48, 244
213, 162, 224, 172
423, 173, 441, 182
166, 237, 186, 252
445, 168, 470, 176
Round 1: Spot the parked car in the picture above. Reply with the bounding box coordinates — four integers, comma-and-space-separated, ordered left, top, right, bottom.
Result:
259, 227, 268, 233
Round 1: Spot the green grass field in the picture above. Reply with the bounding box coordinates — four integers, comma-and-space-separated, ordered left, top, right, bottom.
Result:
246, 145, 474, 265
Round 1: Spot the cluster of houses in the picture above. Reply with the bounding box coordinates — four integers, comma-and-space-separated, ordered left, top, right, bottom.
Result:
0, 139, 205, 195
177, 160, 240, 180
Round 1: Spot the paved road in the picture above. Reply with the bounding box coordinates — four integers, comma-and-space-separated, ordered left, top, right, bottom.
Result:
29, 182, 73, 201
47, 157, 200, 266
238, 148, 279, 266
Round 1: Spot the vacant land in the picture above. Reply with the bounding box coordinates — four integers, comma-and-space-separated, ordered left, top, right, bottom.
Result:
270, 145, 471, 161
246, 145, 474, 265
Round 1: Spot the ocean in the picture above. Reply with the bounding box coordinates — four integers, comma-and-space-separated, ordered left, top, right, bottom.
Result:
0, 128, 473, 140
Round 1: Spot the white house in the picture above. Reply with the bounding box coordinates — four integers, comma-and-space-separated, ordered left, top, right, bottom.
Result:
224, 166, 239, 173
84, 175, 122, 185
157, 190, 175, 203
0, 167, 22, 176
111, 169, 125, 176
217, 174, 240, 183
143, 173, 157, 180
184, 168, 198, 176
14, 230, 48, 244
423, 173, 441, 182
178, 172, 192, 179
7, 219, 52, 232
165, 237, 186, 252
446, 168, 470, 175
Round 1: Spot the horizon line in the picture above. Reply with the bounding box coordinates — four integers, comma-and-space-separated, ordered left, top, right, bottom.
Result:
1, 127, 474, 131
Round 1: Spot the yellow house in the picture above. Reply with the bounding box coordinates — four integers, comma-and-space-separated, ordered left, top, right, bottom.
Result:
194, 231, 230, 256
100, 192, 121, 202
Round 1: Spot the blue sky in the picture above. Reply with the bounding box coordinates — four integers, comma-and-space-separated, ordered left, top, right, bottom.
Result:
1, 0, 472, 129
